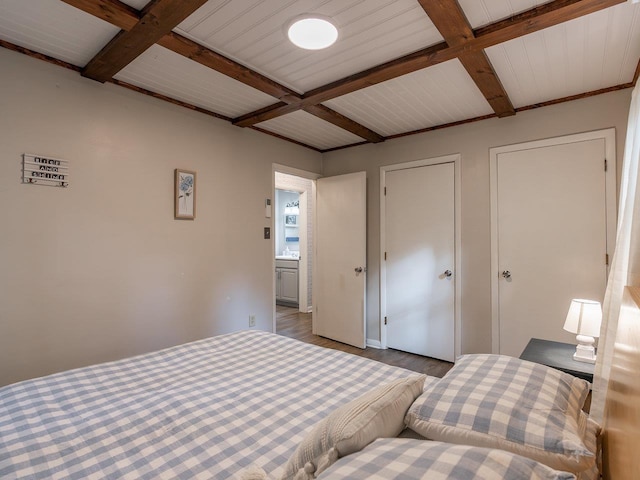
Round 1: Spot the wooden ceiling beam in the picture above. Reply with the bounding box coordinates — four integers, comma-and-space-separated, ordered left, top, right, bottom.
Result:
418, 0, 514, 117
2, 35, 634, 154
61, 0, 301, 102
304, 0, 625, 117
233, 102, 385, 142
82, 0, 208, 82
63, 0, 383, 142
233, 42, 448, 127
60, 0, 139, 30
156, 32, 300, 103
417, 0, 473, 45
633, 57, 640, 86
457, 52, 514, 117
303, 105, 385, 143
234, 0, 624, 127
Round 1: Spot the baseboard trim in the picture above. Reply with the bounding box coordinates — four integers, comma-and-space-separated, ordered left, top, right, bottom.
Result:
276, 301, 299, 308
366, 339, 383, 349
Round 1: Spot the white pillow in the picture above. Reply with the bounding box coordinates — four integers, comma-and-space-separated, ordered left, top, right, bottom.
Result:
281, 375, 426, 480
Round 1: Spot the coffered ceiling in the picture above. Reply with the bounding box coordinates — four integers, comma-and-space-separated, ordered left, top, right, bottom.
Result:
1, 0, 639, 152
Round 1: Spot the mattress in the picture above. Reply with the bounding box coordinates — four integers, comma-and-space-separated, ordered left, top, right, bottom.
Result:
0, 330, 417, 479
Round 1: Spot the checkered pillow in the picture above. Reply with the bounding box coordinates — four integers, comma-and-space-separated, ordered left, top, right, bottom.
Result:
575, 412, 602, 480
405, 354, 593, 473
281, 375, 427, 480
315, 438, 577, 479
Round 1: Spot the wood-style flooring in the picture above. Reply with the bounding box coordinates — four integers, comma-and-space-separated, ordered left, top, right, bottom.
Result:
276, 305, 453, 378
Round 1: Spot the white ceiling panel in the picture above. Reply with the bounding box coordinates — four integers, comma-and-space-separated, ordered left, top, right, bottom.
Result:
114, 45, 276, 119
0, 0, 636, 151
458, 0, 554, 29
324, 60, 494, 137
176, 0, 443, 93
257, 111, 363, 150
486, 2, 640, 108
0, 0, 119, 67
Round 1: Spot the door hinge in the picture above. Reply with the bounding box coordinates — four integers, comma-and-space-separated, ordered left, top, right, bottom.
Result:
384, 316, 387, 325
606, 253, 609, 266
604, 159, 608, 172
384, 252, 387, 260
384, 186, 387, 196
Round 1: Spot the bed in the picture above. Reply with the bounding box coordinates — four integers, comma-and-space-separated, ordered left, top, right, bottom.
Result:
1, 288, 638, 479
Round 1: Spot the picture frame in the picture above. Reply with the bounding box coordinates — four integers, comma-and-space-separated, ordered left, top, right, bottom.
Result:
175, 169, 196, 220
285, 214, 297, 226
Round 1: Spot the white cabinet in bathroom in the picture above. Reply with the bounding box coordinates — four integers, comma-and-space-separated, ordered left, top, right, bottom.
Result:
275, 259, 298, 306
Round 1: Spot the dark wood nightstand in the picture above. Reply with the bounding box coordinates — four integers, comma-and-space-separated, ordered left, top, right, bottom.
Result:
519, 338, 594, 383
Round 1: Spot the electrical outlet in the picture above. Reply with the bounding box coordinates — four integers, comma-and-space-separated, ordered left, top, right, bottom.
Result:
249, 315, 256, 327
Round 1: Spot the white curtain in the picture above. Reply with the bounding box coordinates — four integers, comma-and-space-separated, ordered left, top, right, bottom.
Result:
591, 83, 640, 422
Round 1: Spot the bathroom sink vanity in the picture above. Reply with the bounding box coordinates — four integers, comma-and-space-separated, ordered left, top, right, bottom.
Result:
275, 258, 298, 307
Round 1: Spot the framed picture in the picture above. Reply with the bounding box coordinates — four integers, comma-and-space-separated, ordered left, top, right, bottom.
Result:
175, 169, 196, 219
285, 215, 297, 226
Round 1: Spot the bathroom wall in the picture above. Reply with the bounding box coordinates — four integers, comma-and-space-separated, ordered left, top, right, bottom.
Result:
275, 190, 300, 255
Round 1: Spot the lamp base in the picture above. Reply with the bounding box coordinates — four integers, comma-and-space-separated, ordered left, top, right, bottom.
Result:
573, 341, 596, 364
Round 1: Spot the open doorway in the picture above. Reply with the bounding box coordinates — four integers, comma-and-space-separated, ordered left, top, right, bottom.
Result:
274, 188, 303, 308
273, 166, 319, 328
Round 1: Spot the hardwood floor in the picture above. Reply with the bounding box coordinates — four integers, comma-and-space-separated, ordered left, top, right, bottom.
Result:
276, 305, 453, 378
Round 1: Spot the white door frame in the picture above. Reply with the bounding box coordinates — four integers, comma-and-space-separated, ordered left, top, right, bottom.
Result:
380, 154, 462, 359
489, 129, 617, 353
272, 164, 321, 333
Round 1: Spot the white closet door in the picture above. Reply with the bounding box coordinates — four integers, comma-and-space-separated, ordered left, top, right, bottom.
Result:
385, 162, 455, 362
495, 138, 609, 357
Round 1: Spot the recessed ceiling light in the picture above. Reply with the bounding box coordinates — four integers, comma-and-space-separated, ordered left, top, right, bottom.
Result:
287, 16, 338, 50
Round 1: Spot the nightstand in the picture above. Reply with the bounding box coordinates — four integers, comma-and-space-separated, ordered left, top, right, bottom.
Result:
519, 338, 594, 383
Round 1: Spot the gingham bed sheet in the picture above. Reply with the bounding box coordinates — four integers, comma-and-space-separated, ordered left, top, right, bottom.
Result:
315, 438, 577, 480
0, 330, 420, 479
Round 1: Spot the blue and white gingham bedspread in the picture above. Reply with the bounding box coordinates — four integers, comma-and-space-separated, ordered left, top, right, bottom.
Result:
0, 330, 416, 479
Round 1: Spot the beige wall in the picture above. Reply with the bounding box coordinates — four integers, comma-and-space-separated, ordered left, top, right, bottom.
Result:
1, 45, 633, 386
323, 89, 632, 354
0, 48, 322, 386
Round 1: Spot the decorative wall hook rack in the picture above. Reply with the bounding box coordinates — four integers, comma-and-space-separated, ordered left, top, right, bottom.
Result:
23, 153, 70, 188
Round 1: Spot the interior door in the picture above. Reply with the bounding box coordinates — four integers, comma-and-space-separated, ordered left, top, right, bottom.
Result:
495, 139, 609, 357
314, 172, 367, 348
385, 163, 455, 361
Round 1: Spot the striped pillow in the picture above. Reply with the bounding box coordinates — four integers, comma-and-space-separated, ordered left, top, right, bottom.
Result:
405, 354, 592, 473
281, 375, 427, 480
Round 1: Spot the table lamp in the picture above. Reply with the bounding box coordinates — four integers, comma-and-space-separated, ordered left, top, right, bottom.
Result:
563, 299, 602, 364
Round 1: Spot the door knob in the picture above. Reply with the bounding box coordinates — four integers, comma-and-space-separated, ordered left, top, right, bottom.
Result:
444, 270, 452, 278
502, 270, 511, 279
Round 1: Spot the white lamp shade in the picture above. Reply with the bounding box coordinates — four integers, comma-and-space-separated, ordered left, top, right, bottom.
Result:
563, 299, 602, 338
